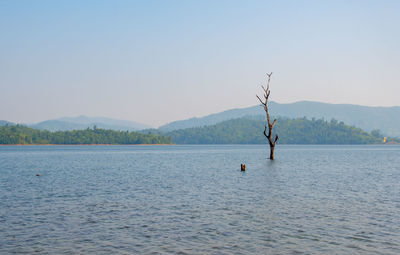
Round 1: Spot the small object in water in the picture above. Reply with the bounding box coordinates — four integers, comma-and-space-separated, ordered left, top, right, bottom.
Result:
36, 173, 40, 176
241, 164, 246, 171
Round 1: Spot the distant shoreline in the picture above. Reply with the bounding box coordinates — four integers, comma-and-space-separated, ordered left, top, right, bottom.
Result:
1, 143, 399, 146
0, 144, 174, 146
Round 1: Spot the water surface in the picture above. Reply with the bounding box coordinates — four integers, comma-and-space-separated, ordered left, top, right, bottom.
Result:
1, 145, 399, 254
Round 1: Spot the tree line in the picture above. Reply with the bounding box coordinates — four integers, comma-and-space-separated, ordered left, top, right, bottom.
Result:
166, 116, 390, 144
1, 117, 396, 145
0, 125, 172, 145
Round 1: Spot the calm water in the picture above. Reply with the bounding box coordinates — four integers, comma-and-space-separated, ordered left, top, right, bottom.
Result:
1, 145, 400, 254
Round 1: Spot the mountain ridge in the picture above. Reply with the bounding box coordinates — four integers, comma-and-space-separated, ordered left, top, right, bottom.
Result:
28, 115, 152, 132
0, 120, 15, 126
159, 101, 400, 137
2, 101, 400, 136
165, 116, 389, 144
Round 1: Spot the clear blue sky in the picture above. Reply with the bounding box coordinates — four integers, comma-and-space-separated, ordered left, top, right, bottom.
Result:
1, 0, 399, 127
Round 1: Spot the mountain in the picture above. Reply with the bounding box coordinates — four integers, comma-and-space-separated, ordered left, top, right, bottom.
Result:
166, 116, 389, 144
159, 101, 400, 137
0, 120, 15, 126
29, 116, 151, 132
159, 107, 264, 132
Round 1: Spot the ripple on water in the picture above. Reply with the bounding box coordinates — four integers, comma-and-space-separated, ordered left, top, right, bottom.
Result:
0, 145, 400, 254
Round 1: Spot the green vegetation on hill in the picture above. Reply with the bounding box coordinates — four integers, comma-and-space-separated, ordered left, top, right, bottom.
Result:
0, 125, 172, 145
2, 117, 396, 145
166, 117, 387, 144
159, 101, 400, 137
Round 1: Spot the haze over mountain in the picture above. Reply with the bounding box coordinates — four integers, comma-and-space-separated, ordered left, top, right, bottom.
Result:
3, 101, 399, 137
0, 120, 15, 126
28, 116, 152, 132
159, 101, 400, 137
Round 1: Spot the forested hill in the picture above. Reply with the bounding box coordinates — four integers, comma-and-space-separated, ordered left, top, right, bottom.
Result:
0, 125, 172, 145
159, 101, 400, 137
166, 117, 388, 144
1, 118, 394, 145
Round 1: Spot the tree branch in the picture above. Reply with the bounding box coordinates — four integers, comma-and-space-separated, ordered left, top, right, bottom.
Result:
271, 119, 277, 128
261, 85, 266, 92
274, 134, 279, 144
266, 72, 272, 92
258, 72, 278, 159
256, 95, 265, 106
263, 125, 268, 138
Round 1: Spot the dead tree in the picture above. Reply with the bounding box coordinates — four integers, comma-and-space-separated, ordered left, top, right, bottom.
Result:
256, 72, 278, 160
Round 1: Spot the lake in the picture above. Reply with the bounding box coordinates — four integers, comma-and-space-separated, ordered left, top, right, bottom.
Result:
1, 145, 400, 254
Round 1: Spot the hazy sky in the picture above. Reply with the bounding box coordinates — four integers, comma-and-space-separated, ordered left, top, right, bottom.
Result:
1, 0, 399, 127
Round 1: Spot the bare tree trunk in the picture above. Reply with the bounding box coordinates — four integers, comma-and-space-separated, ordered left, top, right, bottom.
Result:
270, 145, 275, 160
257, 73, 278, 160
